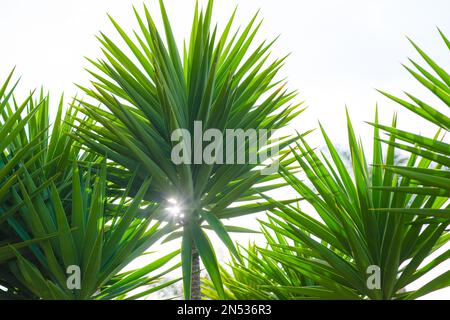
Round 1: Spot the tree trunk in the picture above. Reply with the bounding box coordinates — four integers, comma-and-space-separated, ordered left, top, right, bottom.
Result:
190, 241, 201, 300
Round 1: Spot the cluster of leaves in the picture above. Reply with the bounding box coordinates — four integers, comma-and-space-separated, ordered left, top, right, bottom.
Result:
202, 237, 319, 300
205, 110, 449, 299
0, 72, 179, 299
204, 31, 450, 300
374, 29, 450, 213
75, 0, 302, 299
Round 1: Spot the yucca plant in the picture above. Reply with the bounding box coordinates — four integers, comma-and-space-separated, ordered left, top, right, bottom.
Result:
6, 161, 179, 300
0, 70, 64, 298
207, 110, 450, 299
0, 71, 177, 299
0, 73, 95, 232
75, 0, 303, 299
0, 70, 99, 298
374, 29, 450, 218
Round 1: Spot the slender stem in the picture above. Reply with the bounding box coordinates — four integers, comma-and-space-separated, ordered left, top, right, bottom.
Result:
190, 241, 201, 300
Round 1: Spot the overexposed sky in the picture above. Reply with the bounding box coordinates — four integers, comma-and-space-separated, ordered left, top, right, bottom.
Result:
1, 0, 449, 142
1, 0, 449, 299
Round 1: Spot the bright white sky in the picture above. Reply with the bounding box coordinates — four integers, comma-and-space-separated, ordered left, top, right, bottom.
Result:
1, 0, 449, 299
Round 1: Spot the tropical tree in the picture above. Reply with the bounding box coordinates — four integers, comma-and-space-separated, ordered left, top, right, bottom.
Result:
0, 71, 178, 299
206, 110, 450, 299
7, 161, 179, 299
0, 70, 61, 298
76, 0, 303, 299
374, 29, 450, 218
